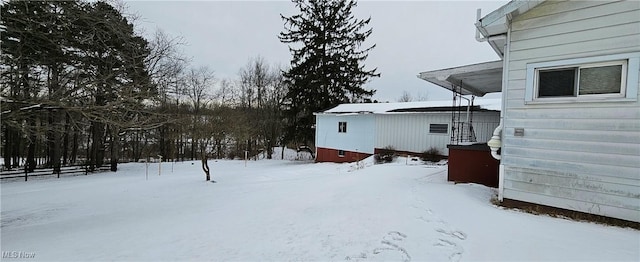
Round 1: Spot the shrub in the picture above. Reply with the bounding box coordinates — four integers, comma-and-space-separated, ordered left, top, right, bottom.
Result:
421, 147, 442, 162
375, 146, 397, 164
227, 151, 237, 160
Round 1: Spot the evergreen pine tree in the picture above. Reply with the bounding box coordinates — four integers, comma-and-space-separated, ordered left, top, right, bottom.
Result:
279, 0, 379, 145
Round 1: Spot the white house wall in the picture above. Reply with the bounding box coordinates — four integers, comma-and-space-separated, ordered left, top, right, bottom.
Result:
315, 114, 376, 154
374, 112, 500, 156
503, 0, 640, 221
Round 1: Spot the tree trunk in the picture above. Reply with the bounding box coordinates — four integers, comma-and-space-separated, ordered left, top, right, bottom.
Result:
25, 117, 37, 172
3, 127, 12, 169
191, 137, 196, 161
201, 154, 210, 181
86, 126, 92, 169
266, 138, 273, 159
46, 66, 62, 173
89, 121, 105, 171
62, 113, 70, 165
281, 145, 285, 160
110, 127, 119, 172
215, 139, 222, 159
47, 111, 62, 173
11, 128, 20, 169
246, 138, 252, 159
26, 141, 36, 172
71, 130, 78, 165
133, 131, 140, 162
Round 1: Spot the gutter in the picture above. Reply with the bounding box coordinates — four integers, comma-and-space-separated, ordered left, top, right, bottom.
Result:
475, 9, 507, 58
475, 9, 508, 43
476, 1, 540, 29
475, 1, 543, 58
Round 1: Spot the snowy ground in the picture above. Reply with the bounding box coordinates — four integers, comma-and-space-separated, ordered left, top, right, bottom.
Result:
1, 156, 638, 261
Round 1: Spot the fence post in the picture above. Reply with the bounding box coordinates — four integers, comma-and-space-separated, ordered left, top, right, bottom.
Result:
24, 166, 28, 182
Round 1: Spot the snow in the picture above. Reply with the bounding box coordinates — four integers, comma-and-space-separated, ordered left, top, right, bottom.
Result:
1, 157, 638, 261
320, 98, 502, 114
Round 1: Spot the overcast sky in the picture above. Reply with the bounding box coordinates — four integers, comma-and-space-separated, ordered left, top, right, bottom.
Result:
125, 0, 508, 102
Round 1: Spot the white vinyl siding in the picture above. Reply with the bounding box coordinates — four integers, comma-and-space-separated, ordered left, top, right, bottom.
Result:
503, 0, 640, 222
315, 114, 375, 154
375, 112, 499, 156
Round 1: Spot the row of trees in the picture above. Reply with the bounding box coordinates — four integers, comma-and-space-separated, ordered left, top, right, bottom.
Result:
1, 1, 157, 172
1, 0, 379, 173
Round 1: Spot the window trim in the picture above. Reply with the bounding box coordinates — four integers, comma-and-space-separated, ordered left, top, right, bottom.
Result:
525, 52, 639, 104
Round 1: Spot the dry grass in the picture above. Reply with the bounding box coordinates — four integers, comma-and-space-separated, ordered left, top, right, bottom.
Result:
491, 197, 639, 230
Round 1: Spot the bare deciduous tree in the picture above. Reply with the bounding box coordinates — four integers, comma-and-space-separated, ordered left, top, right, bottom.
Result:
398, 91, 413, 102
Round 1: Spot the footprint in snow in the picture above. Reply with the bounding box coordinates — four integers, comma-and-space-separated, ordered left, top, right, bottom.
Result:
436, 228, 467, 240
384, 231, 407, 241
371, 231, 411, 262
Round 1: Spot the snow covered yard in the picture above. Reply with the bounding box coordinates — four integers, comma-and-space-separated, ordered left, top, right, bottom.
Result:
1, 158, 638, 261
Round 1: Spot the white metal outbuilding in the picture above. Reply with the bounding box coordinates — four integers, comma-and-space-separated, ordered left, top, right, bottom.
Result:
314, 99, 501, 163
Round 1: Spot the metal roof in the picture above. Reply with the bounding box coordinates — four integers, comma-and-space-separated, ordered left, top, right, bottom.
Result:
417, 60, 503, 96
316, 98, 502, 115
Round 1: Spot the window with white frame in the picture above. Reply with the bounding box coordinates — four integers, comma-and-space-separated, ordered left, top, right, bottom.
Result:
338, 122, 347, 133
338, 150, 345, 157
525, 53, 639, 103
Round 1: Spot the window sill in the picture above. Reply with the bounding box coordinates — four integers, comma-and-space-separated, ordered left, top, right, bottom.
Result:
525, 97, 637, 105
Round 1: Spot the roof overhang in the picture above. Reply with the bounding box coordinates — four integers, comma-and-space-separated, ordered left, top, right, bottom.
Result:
417, 60, 503, 96
475, 0, 543, 57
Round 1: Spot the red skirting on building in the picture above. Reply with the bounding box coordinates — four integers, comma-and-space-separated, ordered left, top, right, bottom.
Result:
316, 147, 372, 163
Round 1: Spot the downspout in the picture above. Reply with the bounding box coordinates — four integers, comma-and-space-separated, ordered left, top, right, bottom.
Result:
489, 25, 511, 202
475, 9, 487, 42
479, 6, 507, 161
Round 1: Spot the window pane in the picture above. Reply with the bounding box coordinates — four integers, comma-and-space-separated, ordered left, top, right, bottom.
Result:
538, 68, 576, 97
579, 65, 622, 95
338, 122, 347, 133
429, 124, 448, 134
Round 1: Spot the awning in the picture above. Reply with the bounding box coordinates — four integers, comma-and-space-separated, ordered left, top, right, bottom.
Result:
417, 60, 503, 97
